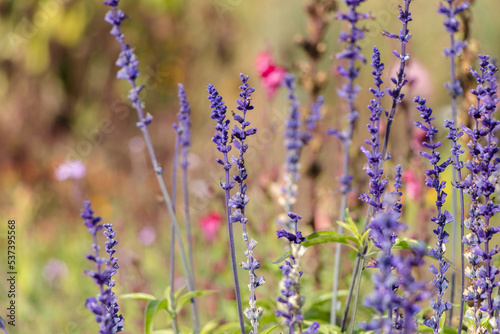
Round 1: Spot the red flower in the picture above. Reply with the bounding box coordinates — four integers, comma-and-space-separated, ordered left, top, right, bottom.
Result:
255, 51, 287, 99
200, 211, 223, 242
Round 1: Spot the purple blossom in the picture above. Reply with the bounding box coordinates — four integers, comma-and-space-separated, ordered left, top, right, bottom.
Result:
174, 84, 192, 169
360, 47, 387, 215
230, 74, 263, 334
82, 201, 124, 334
413, 96, 452, 333
461, 55, 500, 328
438, 0, 469, 99
276, 212, 319, 333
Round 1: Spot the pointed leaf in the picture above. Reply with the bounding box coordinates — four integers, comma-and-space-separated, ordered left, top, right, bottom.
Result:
175, 290, 218, 313
120, 292, 157, 301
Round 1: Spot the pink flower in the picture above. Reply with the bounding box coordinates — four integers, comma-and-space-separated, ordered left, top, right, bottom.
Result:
255, 51, 287, 99
138, 226, 156, 246
200, 211, 222, 242
55, 160, 86, 181
402, 169, 422, 200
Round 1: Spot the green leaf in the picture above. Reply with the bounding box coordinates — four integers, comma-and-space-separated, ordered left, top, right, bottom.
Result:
145, 299, 170, 334
175, 290, 217, 313
260, 324, 279, 334
201, 320, 220, 334
272, 250, 292, 264
120, 292, 157, 301
302, 231, 359, 250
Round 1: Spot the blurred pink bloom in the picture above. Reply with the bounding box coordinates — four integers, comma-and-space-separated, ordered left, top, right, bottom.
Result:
43, 258, 68, 284
200, 211, 222, 242
138, 226, 156, 246
403, 169, 421, 200
255, 51, 286, 99
391, 58, 433, 97
55, 160, 86, 181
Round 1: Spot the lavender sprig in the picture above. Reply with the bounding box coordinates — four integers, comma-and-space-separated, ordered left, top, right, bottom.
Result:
208, 82, 246, 334
169, 84, 194, 334
229, 74, 264, 333
82, 201, 124, 334
103, 1, 199, 331
278, 74, 304, 229
174, 85, 195, 279
414, 96, 453, 333
438, 1, 469, 324
362, 211, 405, 334
276, 212, 320, 334
461, 55, 500, 331
328, 0, 370, 324
360, 46, 387, 216
340, 3, 413, 330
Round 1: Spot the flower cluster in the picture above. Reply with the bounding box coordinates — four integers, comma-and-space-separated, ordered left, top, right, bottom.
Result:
209, 75, 263, 334
413, 96, 453, 333
461, 55, 500, 329
82, 201, 124, 334
328, 0, 370, 195
438, 0, 469, 99
174, 84, 192, 169
278, 74, 307, 228
229, 74, 263, 333
276, 212, 319, 334
360, 46, 387, 215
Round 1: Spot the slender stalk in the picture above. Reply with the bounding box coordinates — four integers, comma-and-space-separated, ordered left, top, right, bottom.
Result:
222, 151, 246, 334
330, 0, 370, 324
182, 164, 195, 286
438, 0, 470, 325
170, 134, 180, 334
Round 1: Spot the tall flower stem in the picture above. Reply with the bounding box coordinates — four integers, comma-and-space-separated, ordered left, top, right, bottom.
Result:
438, 0, 470, 325
175, 83, 197, 318
208, 83, 246, 334
445, 120, 465, 332
414, 96, 452, 334
103, 2, 199, 331
328, 0, 370, 324
170, 133, 180, 334
340, 2, 412, 330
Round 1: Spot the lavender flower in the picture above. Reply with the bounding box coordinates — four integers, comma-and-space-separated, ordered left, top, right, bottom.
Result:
279, 74, 304, 225
276, 212, 320, 334
362, 211, 405, 334
461, 55, 500, 330
360, 46, 387, 215
390, 165, 403, 219
229, 74, 264, 334
208, 82, 246, 333
413, 96, 452, 333
392, 244, 430, 334
82, 201, 124, 334
175, 84, 192, 169
103, 1, 199, 330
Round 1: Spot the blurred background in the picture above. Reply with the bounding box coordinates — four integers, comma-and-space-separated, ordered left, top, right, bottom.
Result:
1, 0, 500, 332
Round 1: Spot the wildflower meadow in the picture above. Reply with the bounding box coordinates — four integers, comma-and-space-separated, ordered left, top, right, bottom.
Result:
3, 0, 500, 333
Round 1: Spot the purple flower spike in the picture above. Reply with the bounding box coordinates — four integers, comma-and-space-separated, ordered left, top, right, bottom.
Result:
360, 46, 387, 215
230, 74, 263, 334
461, 55, 500, 330
174, 84, 192, 169
276, 212, 318, 333
82, 201, 124, 334
413, 96, 452, 333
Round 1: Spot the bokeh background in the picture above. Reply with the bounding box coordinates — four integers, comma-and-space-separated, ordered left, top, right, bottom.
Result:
1, 0, 500, 332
